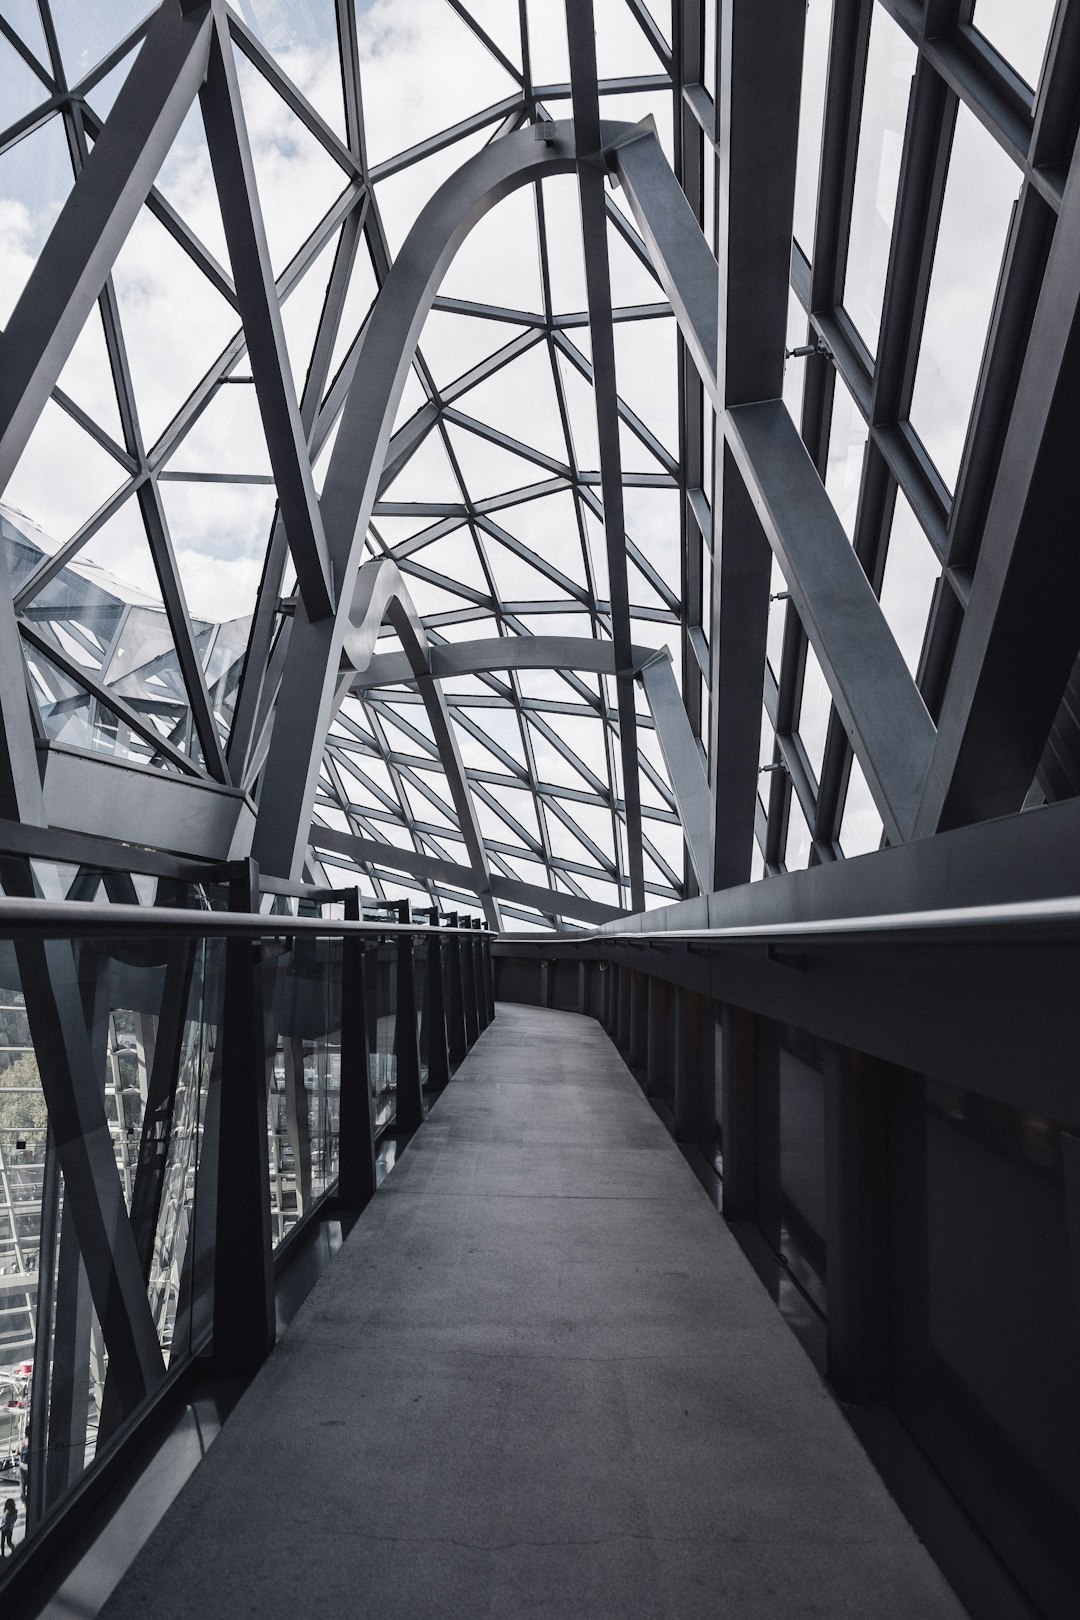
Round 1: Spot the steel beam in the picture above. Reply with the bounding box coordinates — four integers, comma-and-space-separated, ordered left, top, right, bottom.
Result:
0, 0, 213, 494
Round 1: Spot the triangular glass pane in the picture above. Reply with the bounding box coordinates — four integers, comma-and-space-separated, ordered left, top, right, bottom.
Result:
49, 0, 154, 87
628, 555, 668, 611
167, 383, 272, 477
154, 97, 231, 271
419, 310, 530, 390
381, 429, 461, 504
456, 343, 567, 460
69, 493, 163, 609
404, 574, 473, 617
524, 0, 569, 83
445, 422, 552, 499
111, 208, 240, 444
5, 398, 124, 545
355, 0, 519, 168
623, 485, 679, 583
441, 184, 543, 314
555, 349, 600, 468
496, 491, 587, 584
279, 224, 340, 400
618, 416, 669, 475
540, 175, 588, 314
238, 0, 346, 142
606, 216, 662, 305
0, 114, 74, 326
326, 234, 380, 385
23, 639, 189, 773
233, 46, 349, 276
84, 43, 138, 122
374, 128, 491, 257
55, 302, 125, 446
613, 317, 677, 455
409, 530, 490, 594
157, 479, 277, 625
0, 28, 51, 133
594, 0, 669, 74
0, 1, 50, 69
485, 539, 566, 603
453, 0, 524, 70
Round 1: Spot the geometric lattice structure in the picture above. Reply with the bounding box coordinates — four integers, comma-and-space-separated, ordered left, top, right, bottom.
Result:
2, 0, 1076, 940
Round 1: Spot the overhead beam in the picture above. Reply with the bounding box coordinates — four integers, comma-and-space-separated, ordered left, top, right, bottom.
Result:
614, 125, 936, 847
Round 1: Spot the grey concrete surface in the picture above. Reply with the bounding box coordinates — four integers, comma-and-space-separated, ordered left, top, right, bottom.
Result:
100, 1004, 966, 1619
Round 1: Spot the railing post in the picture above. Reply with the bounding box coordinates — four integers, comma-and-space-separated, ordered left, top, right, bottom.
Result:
210, 857, 274, 1376
444, 913, 467, 1066
461, 918, 479, 1049
423, 911, 451, 1092
336, 889, 376, 1209
471, 919, 487, 1031
484, 930, 495, 1024
394, 902, 424, 1134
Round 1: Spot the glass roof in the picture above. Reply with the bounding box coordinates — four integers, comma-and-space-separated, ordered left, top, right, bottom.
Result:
0, 0, 1063, 923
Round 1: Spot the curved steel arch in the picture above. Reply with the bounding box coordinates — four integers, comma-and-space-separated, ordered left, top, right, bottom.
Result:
252, 118, 643, 888
350, 635, 713, 892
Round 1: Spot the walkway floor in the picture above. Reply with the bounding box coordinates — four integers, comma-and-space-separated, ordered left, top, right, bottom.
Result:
101, 1005, 965, 1619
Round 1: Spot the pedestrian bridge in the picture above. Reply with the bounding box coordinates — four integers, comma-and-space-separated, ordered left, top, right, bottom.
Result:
95, 1004, 961, 1620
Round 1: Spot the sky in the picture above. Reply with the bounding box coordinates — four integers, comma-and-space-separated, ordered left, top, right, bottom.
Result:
0, 0, 1042, 911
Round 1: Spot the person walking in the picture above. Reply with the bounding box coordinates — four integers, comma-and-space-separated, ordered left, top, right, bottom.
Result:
1, 1497, 16, 1556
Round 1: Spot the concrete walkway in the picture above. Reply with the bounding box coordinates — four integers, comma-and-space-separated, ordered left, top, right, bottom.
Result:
101, 1005, 965, 1619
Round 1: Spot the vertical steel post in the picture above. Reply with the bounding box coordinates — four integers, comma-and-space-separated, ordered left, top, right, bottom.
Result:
460, 920, 479, 1049
443, 913, 467, 1067
393, 903, 424, 1134
423, 914, 451, 1092
210, 858, 275, 1376
336, 889, 376, 1209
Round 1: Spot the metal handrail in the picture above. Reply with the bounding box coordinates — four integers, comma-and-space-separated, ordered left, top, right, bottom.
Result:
0, 898, 492, 940
498, 892, 1080, 949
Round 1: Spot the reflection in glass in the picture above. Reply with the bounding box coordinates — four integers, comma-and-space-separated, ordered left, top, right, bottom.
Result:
879, 490, 940, 677
909, 103, 1020, 493
972, 0, 1056, 91
843, 9, 915, 354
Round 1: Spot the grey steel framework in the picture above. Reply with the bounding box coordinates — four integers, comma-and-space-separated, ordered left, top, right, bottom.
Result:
1, 0, 1075, 934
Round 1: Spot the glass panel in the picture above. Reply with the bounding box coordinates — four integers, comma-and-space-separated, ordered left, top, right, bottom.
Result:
972, 0, 1056, 91
797, 646, 831, 782
784, 791, 813, 872
879, 490, 940, 677
909, 103, 1021, 493
792, 0, 833, 257
842, 9, 915, 355
839, 752, 882, 856
825, 375, 868, 540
